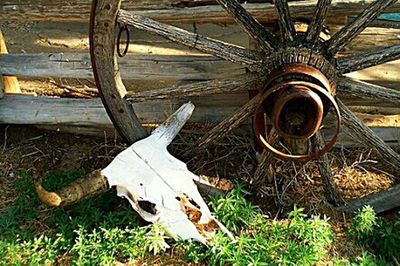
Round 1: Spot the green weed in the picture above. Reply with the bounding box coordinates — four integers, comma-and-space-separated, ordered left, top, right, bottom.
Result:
183, 187, 333, 265
1, 172, 398, 265
0, 171, 168, 265
348, 206, 400, 261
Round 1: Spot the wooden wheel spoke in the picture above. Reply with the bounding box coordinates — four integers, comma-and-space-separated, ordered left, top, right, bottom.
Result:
337, 44, 400, 74
215, 0, 279, 53
327, 0, 397, 55
274, 0, 297, 43
312, 132, 344, 206
253, 129, 279, 185
125, 73, 264, 103
337, 98, 400, 170
305, 0, 332, 44
117, 9, 262, 67
197, 92, 263, 147
337, 77, 400, 106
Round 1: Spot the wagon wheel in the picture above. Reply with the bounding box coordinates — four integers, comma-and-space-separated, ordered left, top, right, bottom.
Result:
90, 0, 400, 207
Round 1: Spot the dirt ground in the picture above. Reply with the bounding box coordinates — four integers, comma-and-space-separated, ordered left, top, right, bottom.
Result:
0, 123, 398, 263
0, 123, 397, 213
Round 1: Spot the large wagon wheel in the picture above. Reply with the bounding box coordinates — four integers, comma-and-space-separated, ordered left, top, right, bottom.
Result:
90, 0, 400, 208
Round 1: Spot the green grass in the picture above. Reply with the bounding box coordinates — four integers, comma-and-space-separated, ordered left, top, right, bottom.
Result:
0, 171, 168, 265
0, 172, 398, 265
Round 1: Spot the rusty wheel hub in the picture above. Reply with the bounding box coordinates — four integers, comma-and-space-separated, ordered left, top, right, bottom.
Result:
253, 50, 341, 161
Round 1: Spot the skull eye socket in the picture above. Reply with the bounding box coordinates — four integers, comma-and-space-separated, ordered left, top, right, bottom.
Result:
138, 200, 157, 215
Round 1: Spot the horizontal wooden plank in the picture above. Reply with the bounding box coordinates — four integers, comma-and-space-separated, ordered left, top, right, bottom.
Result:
0, 93, 247, 126
0, 53, 244, 80
0, 94, 398, 146
2, 0, 400, 23
2, 53, 400, 93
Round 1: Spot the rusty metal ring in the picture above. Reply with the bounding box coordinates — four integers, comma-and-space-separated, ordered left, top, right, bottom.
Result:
260, 63, 336, 95
117, 24, 130, 57
253, 81, 341, 162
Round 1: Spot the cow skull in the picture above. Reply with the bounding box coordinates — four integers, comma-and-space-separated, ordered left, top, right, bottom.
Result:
37, 103, 233, 244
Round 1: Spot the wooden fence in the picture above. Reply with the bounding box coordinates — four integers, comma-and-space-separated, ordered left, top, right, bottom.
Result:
0, 0, 399, 144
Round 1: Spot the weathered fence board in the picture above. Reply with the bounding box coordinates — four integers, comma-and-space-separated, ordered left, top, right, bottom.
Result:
1, 0, 400, 23
0, 53, 243, 80
1, 53, 400, 92
0, 94, 398, 145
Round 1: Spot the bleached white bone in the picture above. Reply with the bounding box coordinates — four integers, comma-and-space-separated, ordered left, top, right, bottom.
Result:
101, 103, 233, 243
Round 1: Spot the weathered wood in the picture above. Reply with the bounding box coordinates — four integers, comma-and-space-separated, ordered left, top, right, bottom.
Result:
312, 132, 344, 206
337, 98, 400, 171
336, 44, 400, 74
0, 53, 244, 80
0, 71, 3, 98
274, 0, 297, 43
2, 0, 400, 24
197, 92, 263, 147
215, 0, 278, 53
306, 0, 332, 44
0, 30, 20, 94
337, 77, 400, 106
355, 113, 400, 127
0, 94, 398, 145
253, 130, 279, 185
117, 9, 262, 67
125, 73, 263, 103
326, 0, 397, 55
0, 94, 247, 126
90, 0, 147, 144
338, 183, 400, 214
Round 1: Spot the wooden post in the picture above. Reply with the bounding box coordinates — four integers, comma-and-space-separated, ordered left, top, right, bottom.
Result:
0, 30, 21, 94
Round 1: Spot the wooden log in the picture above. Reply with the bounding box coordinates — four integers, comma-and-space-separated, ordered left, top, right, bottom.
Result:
1, 0, 400, 23
326, 0, 397, 55
338, 184, 400, 214
215, 0, 278, 53
0, 30, 20, 94
117, 9, 262, 67
337, 44, 400, 74
0, 53, 244, 80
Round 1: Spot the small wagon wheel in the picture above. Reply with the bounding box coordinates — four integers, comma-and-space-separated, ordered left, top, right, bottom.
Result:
90, 0, 400, 206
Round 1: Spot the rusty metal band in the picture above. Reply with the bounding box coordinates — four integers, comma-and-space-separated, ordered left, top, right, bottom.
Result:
117, 23, 130, 57
260, 63, 336, 95
253, 81, 341, 162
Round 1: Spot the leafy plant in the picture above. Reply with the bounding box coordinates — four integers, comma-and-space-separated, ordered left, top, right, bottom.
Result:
348, 206, 400, 261
209, 184, 259, 233
183, 187, 333, 265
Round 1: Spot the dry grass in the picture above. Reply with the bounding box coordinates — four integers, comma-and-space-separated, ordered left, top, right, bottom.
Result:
0, 124, 398, 263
